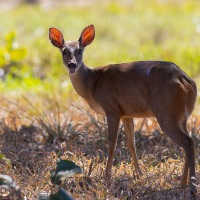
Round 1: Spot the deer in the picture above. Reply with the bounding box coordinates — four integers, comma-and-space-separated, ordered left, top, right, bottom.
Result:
49, 24, 197, 194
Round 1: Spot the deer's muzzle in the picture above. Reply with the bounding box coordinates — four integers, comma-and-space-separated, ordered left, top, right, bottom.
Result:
68, 60, 77, 73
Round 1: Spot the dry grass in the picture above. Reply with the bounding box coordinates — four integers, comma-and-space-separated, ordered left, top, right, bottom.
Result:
0, 97, 200, 199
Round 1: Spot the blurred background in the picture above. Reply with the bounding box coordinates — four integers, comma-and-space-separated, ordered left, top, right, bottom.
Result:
0, 0, 200, 107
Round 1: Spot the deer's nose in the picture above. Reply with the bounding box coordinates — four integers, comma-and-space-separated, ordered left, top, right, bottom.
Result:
68, 60, 77, 68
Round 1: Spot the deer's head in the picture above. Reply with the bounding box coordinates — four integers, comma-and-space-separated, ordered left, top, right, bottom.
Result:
49, 25, 95, 74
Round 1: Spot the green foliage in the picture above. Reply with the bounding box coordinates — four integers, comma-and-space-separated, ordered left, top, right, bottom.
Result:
0, 157, 81, 200
0, 174, 23, 199
0, 32, 27, 76
0, 153, 11, 166
51, 159, 82, 185
38, 159, 82, 200
50, 188, 74, 200
0, 174, 19, 190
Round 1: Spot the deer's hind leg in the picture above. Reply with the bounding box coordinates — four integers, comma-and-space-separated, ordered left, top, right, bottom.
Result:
151, 82, 196, 186
156, 114, 195, 187
180, 119, 190, 186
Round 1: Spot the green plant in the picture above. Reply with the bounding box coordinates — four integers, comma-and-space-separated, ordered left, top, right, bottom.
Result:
0, 153, 22, 199
39, 159, 82, 200
0, 31, 27, 78
0, 174, 23, 199
0, 158, 82, 200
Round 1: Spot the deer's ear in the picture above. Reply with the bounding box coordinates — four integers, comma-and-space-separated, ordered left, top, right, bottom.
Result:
49, 28, 64, 48
79, 25, 95, 47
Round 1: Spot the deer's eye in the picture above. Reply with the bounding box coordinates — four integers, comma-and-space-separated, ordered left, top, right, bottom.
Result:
78, 49, 82, 54
62, 49, 66, 55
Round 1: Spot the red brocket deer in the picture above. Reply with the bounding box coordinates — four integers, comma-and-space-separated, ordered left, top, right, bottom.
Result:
49, 25, 197, 190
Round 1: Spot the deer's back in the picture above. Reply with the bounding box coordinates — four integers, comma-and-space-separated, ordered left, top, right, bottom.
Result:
92, 61, 197, 118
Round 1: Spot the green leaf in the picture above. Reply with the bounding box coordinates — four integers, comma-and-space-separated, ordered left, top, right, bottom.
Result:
0, 154, 11, 166
37, 194, 50, 200
50, 159, 82, 185
10, 48, 27, 61
0, 153, 4, 159
0, 174, 19, 190
5, 32, 16, 50
50, 188, 74, 200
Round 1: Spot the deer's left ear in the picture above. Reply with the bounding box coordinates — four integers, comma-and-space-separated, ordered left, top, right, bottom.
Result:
79, 25, 95, 47
49, 28, 64, 48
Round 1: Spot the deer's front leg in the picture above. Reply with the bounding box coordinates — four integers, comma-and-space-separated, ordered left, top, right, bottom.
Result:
122, 118, 142, 177
106, 114, 120, 178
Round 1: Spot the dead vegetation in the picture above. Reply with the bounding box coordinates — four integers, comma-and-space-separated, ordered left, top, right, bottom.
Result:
0, 97, 200, 199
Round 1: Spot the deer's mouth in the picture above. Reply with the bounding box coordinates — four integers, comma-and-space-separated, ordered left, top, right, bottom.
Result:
68, 61, 77, 74
69, 68, 76, 73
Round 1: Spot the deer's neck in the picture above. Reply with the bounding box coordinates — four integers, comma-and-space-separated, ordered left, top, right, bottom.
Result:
69, 63, 97, 101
